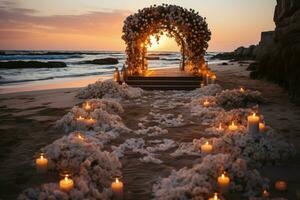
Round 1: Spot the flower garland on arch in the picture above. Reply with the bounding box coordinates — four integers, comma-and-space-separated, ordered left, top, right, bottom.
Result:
122, 4, 211, 75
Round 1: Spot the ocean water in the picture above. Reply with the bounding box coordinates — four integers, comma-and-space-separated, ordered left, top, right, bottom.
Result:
0, 51, 222, 85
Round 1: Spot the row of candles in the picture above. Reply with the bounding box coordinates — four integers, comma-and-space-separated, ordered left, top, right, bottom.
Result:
35, 100, 285, 199
35, 132, 124, 198
76, 102, 97, 126
36, 149, 287, 200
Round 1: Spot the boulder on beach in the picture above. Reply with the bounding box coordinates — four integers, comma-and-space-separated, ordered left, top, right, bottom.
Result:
0, 61, 67, 69
84, 57, 118, 65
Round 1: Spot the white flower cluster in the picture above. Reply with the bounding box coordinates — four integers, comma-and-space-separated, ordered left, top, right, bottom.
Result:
135, 125, 168, 136
148, 112, 185, 127
152, 87, 294, 199
216, 88, 264, 109
56, 98, 130, 133
77, 79, 143, 99
122, 4, 211, 71
112, 138, 177, 164
19, 132, 122, 200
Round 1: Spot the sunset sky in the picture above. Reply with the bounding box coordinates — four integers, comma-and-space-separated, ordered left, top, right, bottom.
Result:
0, 0, 276, 52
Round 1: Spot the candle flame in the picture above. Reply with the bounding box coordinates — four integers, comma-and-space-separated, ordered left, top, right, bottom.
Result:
213, 193, 218, 200
115, 178, 119, 183
205, 141, 209, 145
218, 123, 222, 129
77, 116, 84, 120
240, 87, 245, 92
232, 121, 235, 126
40, 154, 44, 159
252, 113, 256, 117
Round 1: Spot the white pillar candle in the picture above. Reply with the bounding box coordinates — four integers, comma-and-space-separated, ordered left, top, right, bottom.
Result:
36, 154, 48, 173
201, 141, 213, 153
228, 121, 238, 131
259, 122, 266, 133
247, 113, 260, 134
76, 116, 85, 121
59, 175, 74, 192
217, 172, 230, 187
111, 178, 124, 199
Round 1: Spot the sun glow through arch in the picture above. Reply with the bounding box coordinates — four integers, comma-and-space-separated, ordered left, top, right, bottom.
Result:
147, 33, 179, 51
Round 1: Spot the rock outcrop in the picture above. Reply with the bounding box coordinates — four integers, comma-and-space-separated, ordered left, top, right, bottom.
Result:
84, 57, 118, 65
213, 0, 300, 103
254, 0, 300, 103
0, 61, 67, 69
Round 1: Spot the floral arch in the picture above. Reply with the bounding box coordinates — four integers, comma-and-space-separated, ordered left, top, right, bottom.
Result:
122, 4, 211, 75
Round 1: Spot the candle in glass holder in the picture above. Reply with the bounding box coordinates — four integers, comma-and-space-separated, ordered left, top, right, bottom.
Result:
240, 87, 245, 93
201, 141, 213, 153
111, 177, 124, 199
228, 121, 238, 131
259, 122, 266, 133
216, 123, 224, 132
83, 102, 91, 112
36, 153, 48, 173
206, 73, 210, 84
218, 172, 230, 187
60, 174, 74, 192
247, 113, 260, 134
211, 74, 217, 84
208, 193, 220, 200
203, 99, 210, 107
275, 180, 287, 191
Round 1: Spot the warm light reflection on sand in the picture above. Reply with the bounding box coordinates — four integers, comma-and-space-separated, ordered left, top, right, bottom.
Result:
0, 75, 111, 94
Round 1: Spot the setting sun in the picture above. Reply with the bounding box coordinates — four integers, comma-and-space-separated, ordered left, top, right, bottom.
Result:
147, 33, 179, 51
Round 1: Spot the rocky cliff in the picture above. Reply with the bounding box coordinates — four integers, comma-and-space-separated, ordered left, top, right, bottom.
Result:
255, 0, 300, 103
213, 0, 300, 103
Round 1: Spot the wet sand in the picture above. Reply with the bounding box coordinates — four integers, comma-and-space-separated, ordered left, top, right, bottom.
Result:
0, 62, 300, 199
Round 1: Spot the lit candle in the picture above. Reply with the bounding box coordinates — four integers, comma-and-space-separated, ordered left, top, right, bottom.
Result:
216, 123, 224, 132
83, 102, 91, 112
217, 172, 230, 187
247, 113, 260, 134
211, 74, 216, 84
76, 116, 85, 121
228, 121, 238, 131
201, 141, 213, 153
111, 178, 124, 199
85, 117, 96, 126
203, 100, 210, 107
262, 189, 270, 198
76, 132, 84, 140
275, 180, 287, 191
206, 73, 210, 84
208, 193, 220, 200
36, 153, 48, 173
259, 122, 266, 133
240, 87, 245, 93
59, 174, 74, 192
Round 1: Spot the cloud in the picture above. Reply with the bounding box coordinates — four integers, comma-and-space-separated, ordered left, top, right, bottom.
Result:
0, 5, 130, 50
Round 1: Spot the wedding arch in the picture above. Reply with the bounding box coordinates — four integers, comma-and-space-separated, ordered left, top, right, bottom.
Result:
122, 4, 211, 75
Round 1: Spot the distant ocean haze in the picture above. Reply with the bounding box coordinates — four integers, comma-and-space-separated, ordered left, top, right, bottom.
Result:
0, 51, 221, 85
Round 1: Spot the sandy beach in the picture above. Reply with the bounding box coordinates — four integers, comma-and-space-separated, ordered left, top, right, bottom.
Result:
1, 62, 300, 199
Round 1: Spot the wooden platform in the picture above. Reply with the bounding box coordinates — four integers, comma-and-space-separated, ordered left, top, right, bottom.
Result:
125, 68, 203, 90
